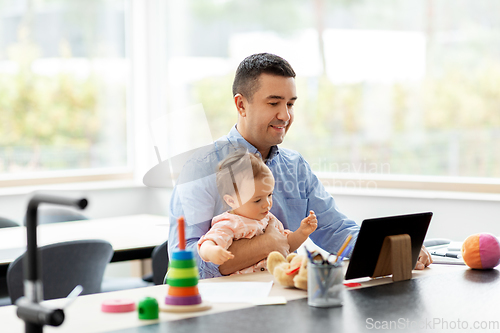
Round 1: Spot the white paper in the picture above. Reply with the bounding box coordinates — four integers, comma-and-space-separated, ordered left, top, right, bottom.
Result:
428, 241, 465, 265
198, 281, 274, 303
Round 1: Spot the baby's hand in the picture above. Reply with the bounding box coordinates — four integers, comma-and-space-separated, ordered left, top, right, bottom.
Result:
208, 246, 235, 265
299, 210, 318, 236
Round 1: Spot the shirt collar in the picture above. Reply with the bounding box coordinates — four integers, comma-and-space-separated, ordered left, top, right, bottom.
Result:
227, 124, 280, 161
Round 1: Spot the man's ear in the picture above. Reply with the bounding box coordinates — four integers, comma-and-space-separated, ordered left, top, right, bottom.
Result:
234, 94, 246, 117
223, 194, 238, 209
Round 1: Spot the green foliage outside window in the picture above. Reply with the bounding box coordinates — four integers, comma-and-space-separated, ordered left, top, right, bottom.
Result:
192, 65, 500, 178
0, 35, 101, 172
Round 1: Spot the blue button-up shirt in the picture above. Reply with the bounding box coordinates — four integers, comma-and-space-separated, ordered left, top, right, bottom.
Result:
168, 125, 359, 278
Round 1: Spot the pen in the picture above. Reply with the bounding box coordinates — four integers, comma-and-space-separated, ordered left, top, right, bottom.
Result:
431, 251, 461, 259
304, 246, 313, 261
334, 234, 352, 263
336, 244, 353, 263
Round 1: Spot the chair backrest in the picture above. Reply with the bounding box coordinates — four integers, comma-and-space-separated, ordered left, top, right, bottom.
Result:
152, 241, 168, 285
7, 239, 113, 304
0, 217, 19, 228
23, 207, 89, 225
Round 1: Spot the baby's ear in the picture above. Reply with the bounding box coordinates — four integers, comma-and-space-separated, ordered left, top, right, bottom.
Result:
223, 195, 237, 209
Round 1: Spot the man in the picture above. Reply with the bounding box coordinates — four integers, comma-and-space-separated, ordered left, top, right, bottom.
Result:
168, 53, 431, 278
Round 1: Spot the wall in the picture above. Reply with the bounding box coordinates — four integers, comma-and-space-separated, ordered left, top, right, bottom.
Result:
0, 183, 170, 224
330, 189, 500, 242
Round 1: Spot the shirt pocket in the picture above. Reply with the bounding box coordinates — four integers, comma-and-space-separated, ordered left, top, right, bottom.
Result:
284, 198, 309, 228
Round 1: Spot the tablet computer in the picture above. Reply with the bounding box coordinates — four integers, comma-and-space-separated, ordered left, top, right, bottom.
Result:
345, 212, 433, 280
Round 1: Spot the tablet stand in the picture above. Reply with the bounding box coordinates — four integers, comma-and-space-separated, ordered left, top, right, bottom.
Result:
372, 234, 412, 282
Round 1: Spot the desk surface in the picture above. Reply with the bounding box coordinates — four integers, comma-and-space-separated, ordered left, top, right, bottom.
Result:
0, 214, 170, 266
3, 264, 498, 333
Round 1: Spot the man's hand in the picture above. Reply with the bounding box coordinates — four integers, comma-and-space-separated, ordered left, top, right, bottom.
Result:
218, 218, 289, 275
264, 217, 290, 257
415, 245, 433, 270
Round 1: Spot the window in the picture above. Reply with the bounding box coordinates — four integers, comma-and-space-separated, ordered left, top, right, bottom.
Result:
3, 1, 499, 193
0, 0, 130, 185
160, 0, 500, 193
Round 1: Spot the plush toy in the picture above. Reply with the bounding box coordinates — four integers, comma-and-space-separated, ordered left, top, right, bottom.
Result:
267, 251, 308, 290
461, 233, 500, 269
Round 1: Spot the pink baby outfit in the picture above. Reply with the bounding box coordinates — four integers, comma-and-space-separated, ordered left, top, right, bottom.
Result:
198, 211, 291, 274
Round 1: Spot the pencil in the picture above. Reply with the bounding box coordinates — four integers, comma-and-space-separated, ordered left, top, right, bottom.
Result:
334, 234, 352, 262
178, 216, 186, 250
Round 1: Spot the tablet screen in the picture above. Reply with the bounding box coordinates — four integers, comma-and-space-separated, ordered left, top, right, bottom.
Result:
345, 212, 432, 280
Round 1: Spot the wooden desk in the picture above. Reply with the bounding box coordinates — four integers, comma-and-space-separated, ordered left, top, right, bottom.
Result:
3, 264, 498, 333
0, 214, 169, 281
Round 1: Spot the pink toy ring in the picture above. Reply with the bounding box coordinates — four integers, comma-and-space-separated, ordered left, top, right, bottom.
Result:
101, 299, 136, 313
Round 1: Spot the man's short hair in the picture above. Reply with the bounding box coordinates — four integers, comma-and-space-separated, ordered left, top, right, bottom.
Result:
232, 53, 296, 102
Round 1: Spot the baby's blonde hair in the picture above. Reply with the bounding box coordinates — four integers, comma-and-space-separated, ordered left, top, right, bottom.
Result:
216, 150, 272, 203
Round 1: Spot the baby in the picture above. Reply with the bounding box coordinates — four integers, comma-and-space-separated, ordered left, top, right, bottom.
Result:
197, 150, 317, 274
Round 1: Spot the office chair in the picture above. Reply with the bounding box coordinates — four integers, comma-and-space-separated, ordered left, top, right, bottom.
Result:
142, 241, 169, 285
102, 241, 169, 292
0, 216, 19, 228
7, 239, 113, 304
23, 206, 89, 225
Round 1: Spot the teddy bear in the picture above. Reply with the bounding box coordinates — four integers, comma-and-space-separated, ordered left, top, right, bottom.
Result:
266, 251, 308, 290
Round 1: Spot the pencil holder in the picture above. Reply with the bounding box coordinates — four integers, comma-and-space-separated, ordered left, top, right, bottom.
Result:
307, 262, 344, 308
